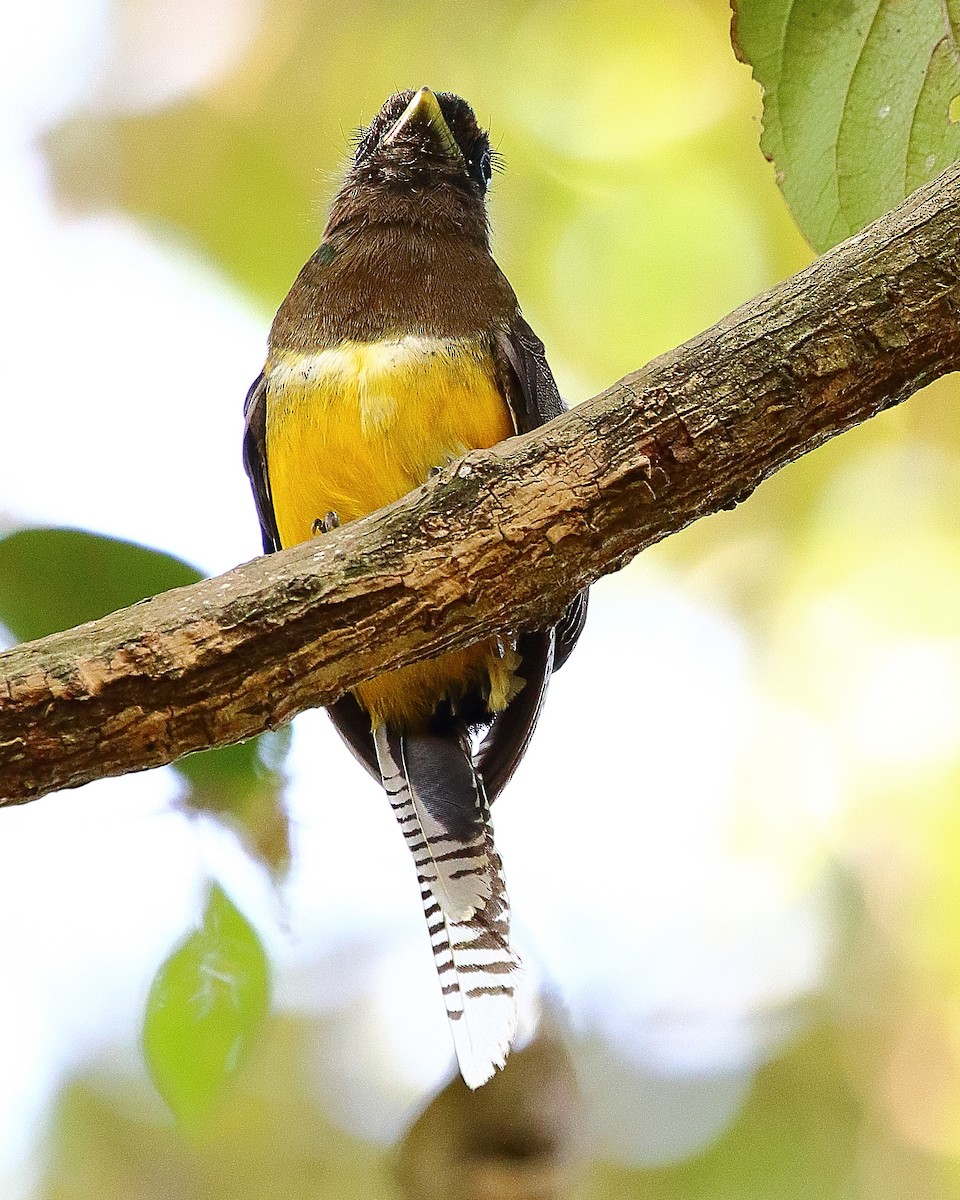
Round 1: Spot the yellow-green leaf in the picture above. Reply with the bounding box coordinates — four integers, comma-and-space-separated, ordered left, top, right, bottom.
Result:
177, 732, 293, 879
0, 526, 201, 643
143, 883, 270, 1128
733, 0, 960, 250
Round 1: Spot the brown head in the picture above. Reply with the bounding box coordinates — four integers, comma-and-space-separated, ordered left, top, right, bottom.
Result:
272, 88, 517, 347
326, 88, 496, 245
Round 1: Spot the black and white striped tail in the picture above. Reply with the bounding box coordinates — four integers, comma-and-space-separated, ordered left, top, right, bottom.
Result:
374, 725, 520, 1088
374, 725, 492, 923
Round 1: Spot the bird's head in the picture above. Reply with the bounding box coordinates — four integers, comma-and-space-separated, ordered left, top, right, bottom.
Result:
326, 88, 497, 244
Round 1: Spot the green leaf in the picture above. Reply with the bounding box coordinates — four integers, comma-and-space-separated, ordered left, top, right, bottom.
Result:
0, 527, 292, 841
0, 526, 202, 643
176, 740, 268, 806
176, 727, 292, 805
733, 0, 960, 250
177, 732, 293, 879
143, 883, 270, 1128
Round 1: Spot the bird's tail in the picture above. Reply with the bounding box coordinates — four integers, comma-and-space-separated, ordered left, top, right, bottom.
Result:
373, 724, 520, 1088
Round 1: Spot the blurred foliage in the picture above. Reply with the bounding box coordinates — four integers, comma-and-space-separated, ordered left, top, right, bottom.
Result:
143, 883, 271, 1129
39, 1016, 913, 1200
733, 0, 960, 251
41, 1016, 390, 1200
0, 525, 291, 874
177, 729, 292, 877
0, 529, 286, 1125
592, 1029, 862, 1200
0, 527, 201, 639
9, 0, 960, 1197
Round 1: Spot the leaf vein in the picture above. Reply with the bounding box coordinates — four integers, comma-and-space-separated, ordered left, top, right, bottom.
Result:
835, 0, 884, 230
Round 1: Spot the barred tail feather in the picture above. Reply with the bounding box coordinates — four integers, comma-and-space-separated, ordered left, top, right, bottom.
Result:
423, 869, 520, 1088
374, 724, 520, 1087
374, 725, 492, 922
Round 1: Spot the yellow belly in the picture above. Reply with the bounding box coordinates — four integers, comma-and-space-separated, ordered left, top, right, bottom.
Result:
264, 335, 521, 730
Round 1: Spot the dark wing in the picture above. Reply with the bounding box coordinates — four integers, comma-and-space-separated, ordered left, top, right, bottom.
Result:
475, 628, 553, 800
328, 692, 381, 785
462, 316, 589, 802
491, 315, 588, 671
492, 315, 564, 432
553, 588, 588, 672
242, 372, 281, 555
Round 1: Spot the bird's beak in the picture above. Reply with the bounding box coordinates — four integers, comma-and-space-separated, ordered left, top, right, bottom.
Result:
383, 86, 464, 162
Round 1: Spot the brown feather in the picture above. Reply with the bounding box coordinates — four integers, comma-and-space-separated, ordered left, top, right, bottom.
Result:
270, 231, 517, 351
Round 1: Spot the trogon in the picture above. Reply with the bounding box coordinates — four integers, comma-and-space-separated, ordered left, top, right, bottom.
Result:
243, 87, 588, 1087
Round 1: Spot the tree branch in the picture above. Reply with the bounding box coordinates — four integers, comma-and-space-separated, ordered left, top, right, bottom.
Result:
3, 163, 960, 805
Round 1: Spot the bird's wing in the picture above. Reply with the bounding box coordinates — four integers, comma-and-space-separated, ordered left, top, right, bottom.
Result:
469, 318, 589, 802
492, 315, 565, 430
242, 372, 281, 554
327, 693, 381, 784
476, 628, 553, 803
491, 319, 588, 669
374, 725, 519, 1088
553, 588, 589, 672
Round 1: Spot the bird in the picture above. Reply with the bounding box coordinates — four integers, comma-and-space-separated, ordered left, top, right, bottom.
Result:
242, 87, 587, 1088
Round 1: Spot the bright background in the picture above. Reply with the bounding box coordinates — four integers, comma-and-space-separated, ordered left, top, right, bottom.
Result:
4, 1, 960, 1197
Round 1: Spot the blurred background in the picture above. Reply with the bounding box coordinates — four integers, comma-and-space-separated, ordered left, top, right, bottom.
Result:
3, 0, 960, 1197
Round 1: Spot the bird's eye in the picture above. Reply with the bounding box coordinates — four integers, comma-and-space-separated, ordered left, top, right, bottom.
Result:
468, 148, 492, 192
476, 149, 492, 190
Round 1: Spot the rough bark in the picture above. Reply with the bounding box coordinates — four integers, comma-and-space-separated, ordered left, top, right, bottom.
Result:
3, 162, 960, 805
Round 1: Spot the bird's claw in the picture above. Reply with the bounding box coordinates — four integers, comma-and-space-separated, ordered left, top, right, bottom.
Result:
427, 455, 457, 480
312, 511, 340, 536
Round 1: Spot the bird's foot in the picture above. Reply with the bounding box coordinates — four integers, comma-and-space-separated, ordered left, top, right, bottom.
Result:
312, 511, 340, 536
427, 455, 457, 479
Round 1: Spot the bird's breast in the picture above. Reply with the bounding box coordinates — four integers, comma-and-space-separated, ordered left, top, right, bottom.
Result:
264, 334, 514, 544
263, 333, 521, 731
